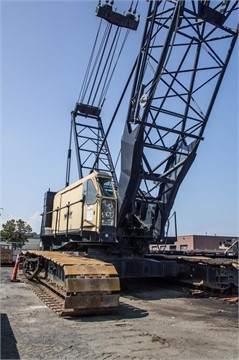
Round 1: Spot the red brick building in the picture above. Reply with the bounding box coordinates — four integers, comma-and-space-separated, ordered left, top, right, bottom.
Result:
176, 235, 238, 251
150, 235, 238, 252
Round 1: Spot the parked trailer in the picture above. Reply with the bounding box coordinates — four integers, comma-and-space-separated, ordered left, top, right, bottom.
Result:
0, 243, 20, 265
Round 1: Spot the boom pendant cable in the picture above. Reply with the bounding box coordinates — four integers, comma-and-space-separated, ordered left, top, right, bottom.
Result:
78, 19, 103, 103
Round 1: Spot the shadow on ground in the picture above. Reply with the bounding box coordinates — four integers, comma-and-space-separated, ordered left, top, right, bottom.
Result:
1, 313, 20, 360
120, 277, 192, 299
63, 278, 192, 323
65, 300, 149, 323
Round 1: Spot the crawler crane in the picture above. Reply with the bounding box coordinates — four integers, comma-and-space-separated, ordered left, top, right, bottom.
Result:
22, 0, 238, 316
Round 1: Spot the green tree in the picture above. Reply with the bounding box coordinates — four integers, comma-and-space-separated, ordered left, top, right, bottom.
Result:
0, 219, 32, 247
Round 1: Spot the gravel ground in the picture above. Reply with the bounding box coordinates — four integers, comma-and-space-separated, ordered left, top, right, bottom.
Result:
1, 266, 238, 360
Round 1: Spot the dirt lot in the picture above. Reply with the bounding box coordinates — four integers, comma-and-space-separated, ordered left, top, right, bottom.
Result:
1, 266, 238, 360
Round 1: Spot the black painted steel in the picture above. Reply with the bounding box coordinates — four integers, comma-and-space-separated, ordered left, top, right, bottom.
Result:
118, 0, 238, 241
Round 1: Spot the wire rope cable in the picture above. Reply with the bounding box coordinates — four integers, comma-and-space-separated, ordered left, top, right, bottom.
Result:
78, 19, 103, 103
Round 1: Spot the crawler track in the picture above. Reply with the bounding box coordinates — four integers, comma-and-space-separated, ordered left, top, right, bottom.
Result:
19, 273, 66, 316
21, 251, 120, 317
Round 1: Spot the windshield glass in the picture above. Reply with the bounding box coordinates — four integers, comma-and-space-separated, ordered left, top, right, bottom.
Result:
98, 177, 114, 197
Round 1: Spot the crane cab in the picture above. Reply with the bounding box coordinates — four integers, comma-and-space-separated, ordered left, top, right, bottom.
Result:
40, 172, 117, 250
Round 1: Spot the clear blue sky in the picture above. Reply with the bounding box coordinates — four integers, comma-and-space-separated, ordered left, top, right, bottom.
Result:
1, 0, 238, 237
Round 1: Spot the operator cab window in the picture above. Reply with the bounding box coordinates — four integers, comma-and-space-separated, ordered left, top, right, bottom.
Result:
85, 179, 97, 205
98, 177, 114, 197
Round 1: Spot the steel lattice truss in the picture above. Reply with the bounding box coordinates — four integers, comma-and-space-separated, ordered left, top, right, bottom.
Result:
118, 0, 238, 239
66, 104, 118, 188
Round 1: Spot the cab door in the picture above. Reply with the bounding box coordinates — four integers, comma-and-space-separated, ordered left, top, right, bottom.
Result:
82, 179, 99, 235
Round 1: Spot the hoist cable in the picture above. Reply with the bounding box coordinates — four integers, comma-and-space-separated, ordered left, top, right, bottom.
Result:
87, 23, 113, 104
78, 19, 103, 103
78, 1, 140, 106
114, 149, 121, 172
82, 22, 111, 103
81, 22, 111, 103
98, 28, 130, 107
133, 0, 139, 14
92, 26, 120, 105
97, 27, 122, 106
128, 1, 133, 12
